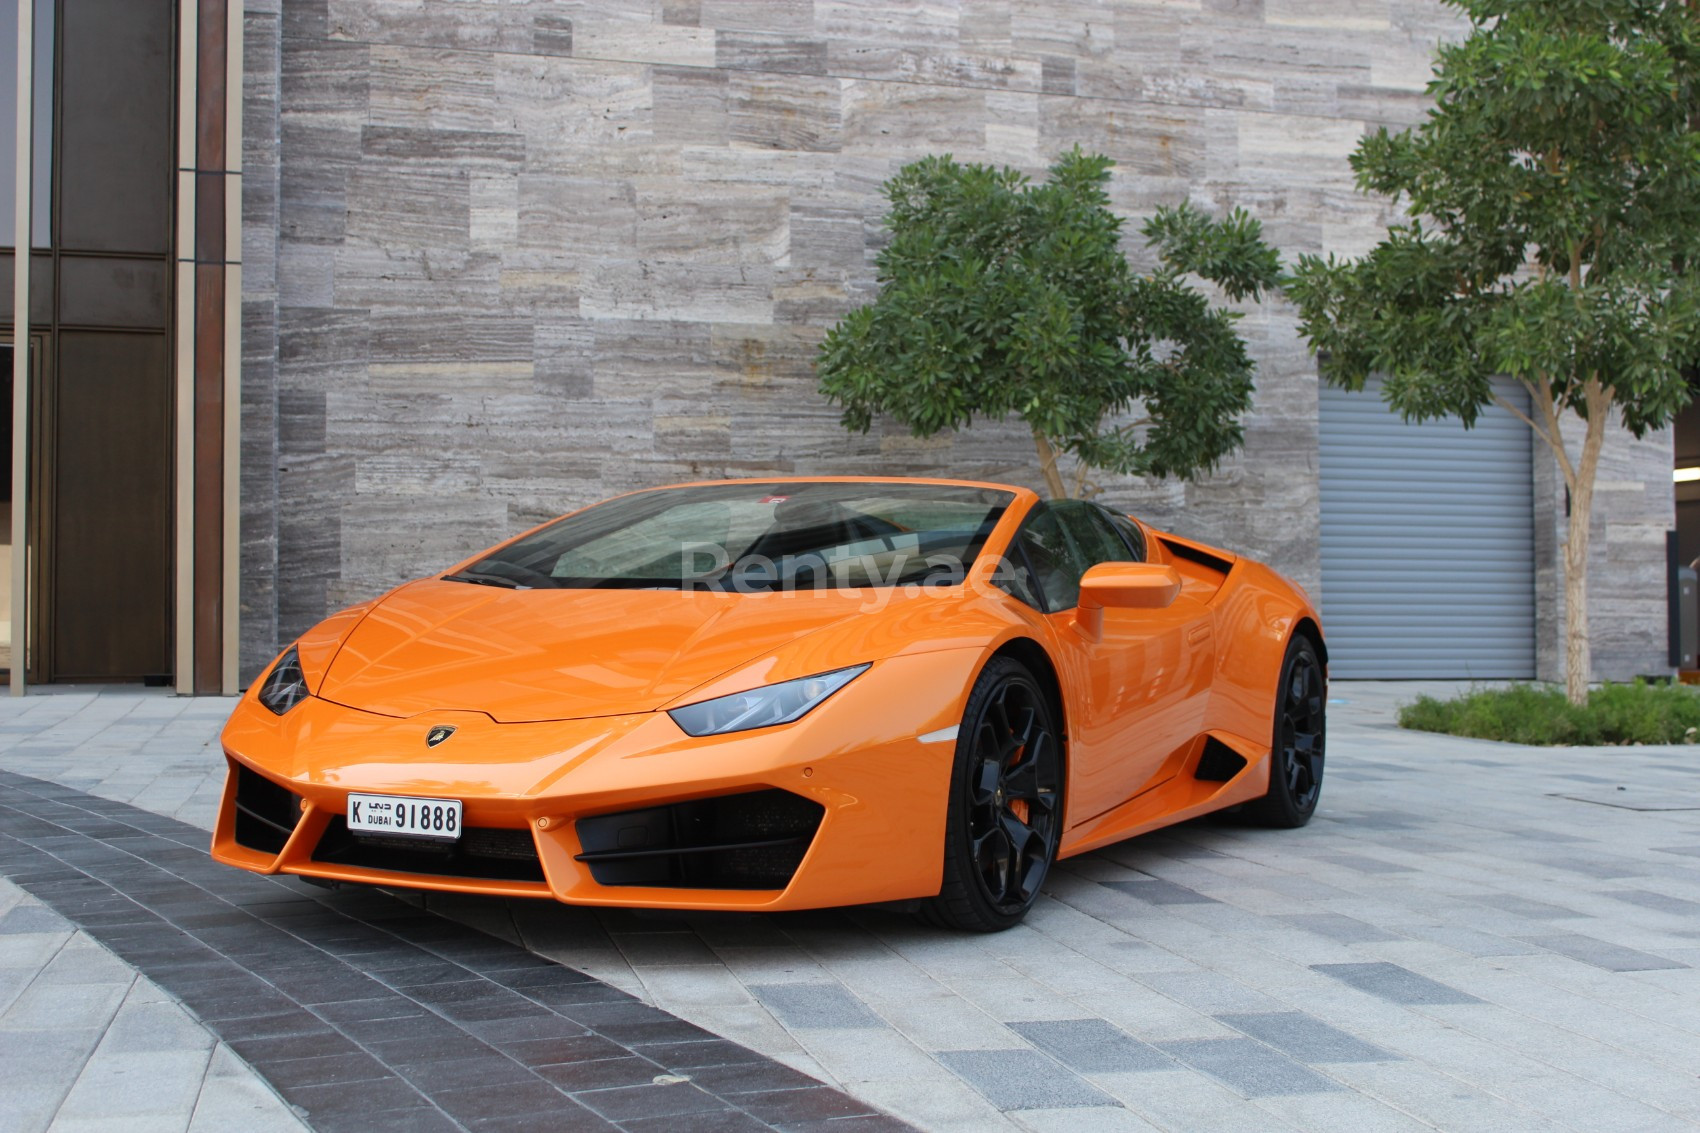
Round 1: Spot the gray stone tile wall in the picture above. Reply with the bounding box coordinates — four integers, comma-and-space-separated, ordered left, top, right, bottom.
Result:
241, 0, 1674, 681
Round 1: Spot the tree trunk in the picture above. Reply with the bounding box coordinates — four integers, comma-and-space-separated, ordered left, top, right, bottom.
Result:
1562, 491, 1592, 706
1562, 384, 1610, 707
1032, 430, 1068, 499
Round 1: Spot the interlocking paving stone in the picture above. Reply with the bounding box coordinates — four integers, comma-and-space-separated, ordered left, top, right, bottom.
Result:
748, 982, 887, 1029
0, 904, 71, 933
1538, 855, 1648, 879
1468, 895, 1585, 920
1008, 1019, 1172, 1074
0, 769, 912, 1132
936, 1049, 1117, 1110
1313, 852, 1413, 874
1215, 1012, 1397, 1064
1653, 845, 1700, 858
1310, 963, 1485, 1006
1276, 913, 1400, 944
1099, 878, 1219, 904
1597, 888, 1700, 916
1518, 933, 1689, 973
1155, 1037, 1342, 1097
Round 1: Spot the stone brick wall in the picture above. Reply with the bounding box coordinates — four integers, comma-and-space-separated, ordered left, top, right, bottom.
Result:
241, 0, 1673, 683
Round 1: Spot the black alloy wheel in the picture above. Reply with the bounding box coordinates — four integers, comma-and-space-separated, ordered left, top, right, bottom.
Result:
1245, 635, 1325, 827
924, 658, 1063, 932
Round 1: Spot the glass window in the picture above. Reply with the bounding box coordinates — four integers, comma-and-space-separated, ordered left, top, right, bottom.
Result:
1103, 508, 1147, 562
1011, 500, 1139, 612
459, 482, 1013, 591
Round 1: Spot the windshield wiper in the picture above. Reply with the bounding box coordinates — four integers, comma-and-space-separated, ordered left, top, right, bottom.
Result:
443, 571, 529, 590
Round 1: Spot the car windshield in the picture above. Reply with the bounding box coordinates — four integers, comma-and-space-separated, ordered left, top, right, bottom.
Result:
454, 482, 1014, 591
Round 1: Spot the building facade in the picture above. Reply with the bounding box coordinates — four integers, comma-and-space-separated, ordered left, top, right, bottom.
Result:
3, 0, 1680, 692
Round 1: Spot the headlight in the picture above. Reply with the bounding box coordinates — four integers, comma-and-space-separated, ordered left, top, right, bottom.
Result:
668, 664, 870, 737
258, 646, 310, 716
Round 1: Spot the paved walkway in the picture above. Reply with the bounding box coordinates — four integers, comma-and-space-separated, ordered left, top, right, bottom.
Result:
2, 681, 1699, 1131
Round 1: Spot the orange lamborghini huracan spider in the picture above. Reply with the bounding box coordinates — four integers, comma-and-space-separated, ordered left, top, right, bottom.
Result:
214, 478, 1325, 931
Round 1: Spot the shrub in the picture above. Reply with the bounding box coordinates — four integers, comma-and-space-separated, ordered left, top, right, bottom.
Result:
1397, 681, 1700, 746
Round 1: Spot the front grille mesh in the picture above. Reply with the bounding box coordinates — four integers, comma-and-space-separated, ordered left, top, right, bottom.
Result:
574, 789, 824, 890
311, 818, 546, 883
231, 764, 302, 855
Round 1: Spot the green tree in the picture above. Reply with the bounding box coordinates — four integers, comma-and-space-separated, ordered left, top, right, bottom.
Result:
817, 148, 1280, 499
1286, 0, 1700, 705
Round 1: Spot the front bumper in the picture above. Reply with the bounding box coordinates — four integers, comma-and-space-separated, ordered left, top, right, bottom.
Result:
212, 649, 979, 911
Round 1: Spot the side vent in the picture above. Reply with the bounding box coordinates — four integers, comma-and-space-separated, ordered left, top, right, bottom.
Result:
1157, 537, 1234, 576
1194, 737, 1248, 783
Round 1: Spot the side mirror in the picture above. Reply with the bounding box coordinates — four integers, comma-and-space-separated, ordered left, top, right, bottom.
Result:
1075, 562, 1181, 639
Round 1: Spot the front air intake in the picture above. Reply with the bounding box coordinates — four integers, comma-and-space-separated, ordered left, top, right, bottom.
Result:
575, 789, 824, 890
232, 764, 303, 854
311, 819, 546, 883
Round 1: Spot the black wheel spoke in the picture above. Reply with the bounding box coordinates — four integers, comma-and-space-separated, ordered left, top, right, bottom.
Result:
959, 675, 1061, 917
1274, 649, 1325, 812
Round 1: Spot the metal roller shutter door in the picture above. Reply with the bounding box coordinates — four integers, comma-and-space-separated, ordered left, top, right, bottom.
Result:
1319, 377, 1536, 679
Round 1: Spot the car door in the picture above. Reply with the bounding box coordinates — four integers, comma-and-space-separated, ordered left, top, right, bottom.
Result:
1010, 501, 1216, 827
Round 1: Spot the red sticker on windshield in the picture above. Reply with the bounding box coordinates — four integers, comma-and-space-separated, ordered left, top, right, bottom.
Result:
759, 495, 790, 504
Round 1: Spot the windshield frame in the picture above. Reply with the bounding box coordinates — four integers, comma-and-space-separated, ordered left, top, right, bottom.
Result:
447, 480, 1020, 593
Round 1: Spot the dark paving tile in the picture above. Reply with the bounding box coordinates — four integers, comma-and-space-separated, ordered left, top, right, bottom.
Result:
0, 768, 913, 1133
576, 1079, 736, 1121
1478, 895, 1586, 920
621, 1109, 773, 1133
1314, 853, 1413, 874
1009, 1018, 1171, 1073
1217, 1012, 1398, 1063
719, 1118, 912, 1133
1277, 913, 1400, 944
1652, 845, 1700, 858
466, 1105, 617, 1133
257, 1050, 396, 1090
392, 1052, 540, 1093
937, 1049, 1115, 1110
1539, 856, 1646, 880
1101, 878, 1220, 904
1157, 1038, 1342, 1097
684, 1061, 824, 1097
307, 1105, 462, 1133
535, 1054, 665, 1092
279, 1073, 427, 1117
497, 1032, 628, 1068
630, 1037, 770, 1072
734, 1085, 879, 1124
1311, 962, 1484, 1006
433, 1078, 575, 1124
1598, 889, 1700, 916
1521, 933, 1689, 972
749, 983, 885, 1029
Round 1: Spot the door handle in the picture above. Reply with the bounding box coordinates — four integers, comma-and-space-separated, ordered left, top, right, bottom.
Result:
1188, 623, 1212, 644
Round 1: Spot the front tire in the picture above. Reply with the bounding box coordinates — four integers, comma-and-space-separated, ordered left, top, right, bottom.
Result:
1244, 634, 1325, 828
922, 658, 1063, 932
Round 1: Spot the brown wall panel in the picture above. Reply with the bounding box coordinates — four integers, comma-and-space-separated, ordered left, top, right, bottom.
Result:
50, 331, 172, 680
193, 265, 224, 694
57, 0, 173, 254
57, 257, 169, 329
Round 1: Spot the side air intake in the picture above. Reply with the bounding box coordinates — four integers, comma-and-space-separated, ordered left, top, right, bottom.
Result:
1193, 737, 1249, 783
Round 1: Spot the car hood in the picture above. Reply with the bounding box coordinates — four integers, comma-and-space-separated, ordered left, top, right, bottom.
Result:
315, 579, 916, 723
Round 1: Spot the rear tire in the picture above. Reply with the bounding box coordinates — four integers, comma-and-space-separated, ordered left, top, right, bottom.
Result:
1244, 634, 1325, 828
921, 658, 1063, 932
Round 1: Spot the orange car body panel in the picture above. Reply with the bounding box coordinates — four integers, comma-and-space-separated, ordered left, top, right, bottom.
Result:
213, 476, 1323, 910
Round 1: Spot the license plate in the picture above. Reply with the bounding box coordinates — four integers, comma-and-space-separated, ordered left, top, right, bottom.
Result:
346, 793, 462, 842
